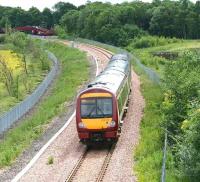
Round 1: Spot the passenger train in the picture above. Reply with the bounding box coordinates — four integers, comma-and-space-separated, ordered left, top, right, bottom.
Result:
76, 54, 131, 144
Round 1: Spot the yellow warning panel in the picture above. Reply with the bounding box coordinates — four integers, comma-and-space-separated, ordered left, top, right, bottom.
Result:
81, 93, 112, 98
82, 118, 112, 129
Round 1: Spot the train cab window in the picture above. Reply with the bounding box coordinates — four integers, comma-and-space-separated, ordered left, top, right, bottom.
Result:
81, 99, 96, 118
81, 98, 112, 118
97, 98, 112, 117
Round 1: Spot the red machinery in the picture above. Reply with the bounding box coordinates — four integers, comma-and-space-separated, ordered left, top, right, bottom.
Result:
15, 26, 54, 36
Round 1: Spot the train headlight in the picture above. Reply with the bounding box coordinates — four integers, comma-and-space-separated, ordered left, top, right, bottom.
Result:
78, 122, 86, 128
108, 121, 116, 128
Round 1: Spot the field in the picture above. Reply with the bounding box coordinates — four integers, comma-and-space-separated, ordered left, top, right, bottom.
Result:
0, 50, 22, 114
0, 33, 50, 115
0, 41, 89, 168
128, 39, 200, 77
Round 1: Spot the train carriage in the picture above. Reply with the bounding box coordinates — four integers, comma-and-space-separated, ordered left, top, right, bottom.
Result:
76, 54, 131, 144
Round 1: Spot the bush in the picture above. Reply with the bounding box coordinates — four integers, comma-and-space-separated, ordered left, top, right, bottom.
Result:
0, 35, 5, 43
162, 51, 200, 180
162, 51, 200, 137
176, 102, 200, 181
54, 25, 69, 39
128, 36, 180, 49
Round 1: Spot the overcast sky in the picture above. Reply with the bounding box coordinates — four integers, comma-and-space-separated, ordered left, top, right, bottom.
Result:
0, 0, 148, 11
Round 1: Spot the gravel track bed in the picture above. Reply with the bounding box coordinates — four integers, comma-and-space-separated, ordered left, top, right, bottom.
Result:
20, 119, 85, 182
77, 44, 111, 73
102, 71, 145, 182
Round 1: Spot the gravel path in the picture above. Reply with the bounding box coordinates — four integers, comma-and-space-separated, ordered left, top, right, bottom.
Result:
102, 71, 145, 182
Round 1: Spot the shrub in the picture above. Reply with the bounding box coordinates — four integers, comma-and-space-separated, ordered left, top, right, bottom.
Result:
176, 102, 200, 181
47, 156, 54, 165
0, 35, 5, 43
162, 51, 200, 137
128, 36, 180, 49
162, 51, 200, 180
54, 25, 68, 39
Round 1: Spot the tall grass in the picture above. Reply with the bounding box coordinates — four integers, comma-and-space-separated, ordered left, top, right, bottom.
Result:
132, 60, 164, 181
127, 36, 180, 49
0, 41, 89, 168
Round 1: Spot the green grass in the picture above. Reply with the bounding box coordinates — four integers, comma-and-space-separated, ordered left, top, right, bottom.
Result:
0, 41, 89, 168
129, 40, 200, 77
130, 39, 196, 182
47, 156, 54, 165
131, 60, 164, 181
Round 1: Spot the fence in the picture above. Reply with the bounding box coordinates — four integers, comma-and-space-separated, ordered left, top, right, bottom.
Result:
161, 132, 168, 182
77, 38, 160, 84
0, 51, 59, 134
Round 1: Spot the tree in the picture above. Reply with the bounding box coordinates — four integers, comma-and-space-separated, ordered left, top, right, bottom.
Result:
149, 4, 178, 37
60, 10, 79, 35
27, 7, 42, 26
53, 2, 77, 24
42, 8, 54, 28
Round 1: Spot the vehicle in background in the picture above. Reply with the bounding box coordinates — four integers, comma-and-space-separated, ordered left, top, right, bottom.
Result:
15, 26, 54, 36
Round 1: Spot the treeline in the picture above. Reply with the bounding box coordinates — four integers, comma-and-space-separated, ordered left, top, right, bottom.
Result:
59, 0, 200, 46
1, 0, 200, 46
0, 2, 76, 29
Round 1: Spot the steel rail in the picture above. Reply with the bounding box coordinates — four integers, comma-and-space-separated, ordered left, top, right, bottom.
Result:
65, 144, 116, 182
96, 144, 116, 182
65, 147, 90, 182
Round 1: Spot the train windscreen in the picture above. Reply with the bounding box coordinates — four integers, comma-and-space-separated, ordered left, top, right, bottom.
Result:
81, 98, 112, 118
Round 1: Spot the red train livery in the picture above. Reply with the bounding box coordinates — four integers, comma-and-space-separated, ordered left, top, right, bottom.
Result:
76, 54, 131, 144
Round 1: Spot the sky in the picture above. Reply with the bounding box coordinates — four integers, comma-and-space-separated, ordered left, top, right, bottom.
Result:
0, 0, 149, 11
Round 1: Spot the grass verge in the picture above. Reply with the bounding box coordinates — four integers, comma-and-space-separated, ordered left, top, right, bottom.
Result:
0, 41, 89, 168
132, 54, 179, 182
132, 60, 164, 181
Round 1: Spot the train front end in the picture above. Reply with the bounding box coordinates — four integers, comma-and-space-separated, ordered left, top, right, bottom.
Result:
76, 88, 119, 144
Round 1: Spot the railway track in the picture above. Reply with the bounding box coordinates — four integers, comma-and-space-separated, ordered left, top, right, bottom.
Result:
64, 45, 116, 182
65, 144, 116, 182
84, 44, 113, 59
96, 144, 116, 182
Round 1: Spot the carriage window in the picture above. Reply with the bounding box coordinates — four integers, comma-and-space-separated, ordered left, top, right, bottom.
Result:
81, 98, 112, 118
